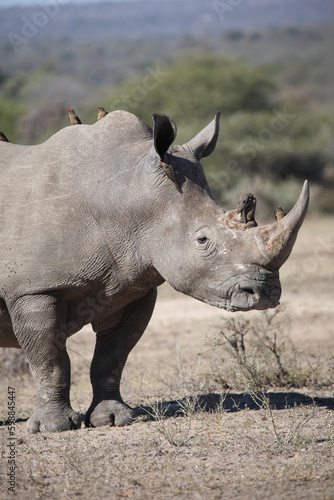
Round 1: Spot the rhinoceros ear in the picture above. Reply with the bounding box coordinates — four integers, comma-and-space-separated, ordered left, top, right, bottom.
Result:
183, 111, 220, 160
152, 114, 177, 160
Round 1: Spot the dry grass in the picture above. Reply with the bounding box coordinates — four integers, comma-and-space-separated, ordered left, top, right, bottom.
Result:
0, 404, 332, 499
0, 349, 31, 380
0, 215, 334, 499
208, 307, 334, 392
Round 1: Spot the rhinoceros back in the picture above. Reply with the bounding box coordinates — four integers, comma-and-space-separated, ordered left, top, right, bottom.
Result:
0, 111, 153, 294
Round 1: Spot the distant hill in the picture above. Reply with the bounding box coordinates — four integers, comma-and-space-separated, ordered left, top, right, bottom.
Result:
0, 0, 333, 145
1, 0, 334, 45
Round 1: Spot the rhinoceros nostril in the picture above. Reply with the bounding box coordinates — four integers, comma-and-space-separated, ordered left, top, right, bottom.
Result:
243, 287, 255, 295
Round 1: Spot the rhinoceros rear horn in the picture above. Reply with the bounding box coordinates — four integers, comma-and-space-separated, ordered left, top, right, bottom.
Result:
183, 111, 220, 160
152, 114, 177, 160
254, 180, 309, 270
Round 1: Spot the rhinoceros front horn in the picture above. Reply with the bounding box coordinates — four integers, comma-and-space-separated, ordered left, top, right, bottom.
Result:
253, 180, 309, 270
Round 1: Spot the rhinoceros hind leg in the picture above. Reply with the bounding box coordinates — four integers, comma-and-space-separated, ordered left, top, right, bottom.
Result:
86, 288, 157, 428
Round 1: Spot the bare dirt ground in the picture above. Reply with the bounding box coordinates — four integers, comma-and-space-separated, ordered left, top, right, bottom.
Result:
0, 215, 333, 499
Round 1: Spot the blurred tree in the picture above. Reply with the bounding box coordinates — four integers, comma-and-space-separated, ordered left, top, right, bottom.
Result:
0, 98, 25, 142
106, 52, 279, 125
0, 73, 27, 99
0, 67, 7, 85
0, 46, 332, 212
105, 52, 332, 212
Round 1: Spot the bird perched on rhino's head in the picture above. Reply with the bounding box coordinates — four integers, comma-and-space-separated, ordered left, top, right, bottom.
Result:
97, 107, 108, 120
160, 161, 182, 194
237, 192, 257, 224
67, 109, 82, 125
0, 131, 9, 142
275, 206, 286, 221
224, 192, 257, 229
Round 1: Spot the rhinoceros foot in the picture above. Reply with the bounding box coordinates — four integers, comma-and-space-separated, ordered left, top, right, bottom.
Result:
27, 407, 82, 434
86, 400, 136, 428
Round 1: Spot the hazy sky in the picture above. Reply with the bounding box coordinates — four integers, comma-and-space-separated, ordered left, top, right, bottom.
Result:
0, 0, 169, 6
0, 0, 148, 7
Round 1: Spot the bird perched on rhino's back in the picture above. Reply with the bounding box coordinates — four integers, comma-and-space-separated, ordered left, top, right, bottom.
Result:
0, 131, 9, 142
275, 206, 286, 221
67, 109, 82, 125
224, 192, 258, 229
97, 107, 108, 120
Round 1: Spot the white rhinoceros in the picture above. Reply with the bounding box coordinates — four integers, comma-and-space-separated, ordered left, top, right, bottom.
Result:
0, 110, 309, 433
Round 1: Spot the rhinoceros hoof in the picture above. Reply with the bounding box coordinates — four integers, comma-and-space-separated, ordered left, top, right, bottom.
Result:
87, 401, 136, 428
27, 408, 82, 434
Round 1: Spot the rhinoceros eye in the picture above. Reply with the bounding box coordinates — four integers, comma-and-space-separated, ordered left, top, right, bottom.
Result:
197, 236, 208, 244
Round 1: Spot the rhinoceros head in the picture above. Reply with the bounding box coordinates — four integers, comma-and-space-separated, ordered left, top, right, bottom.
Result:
143, 112, 309, 312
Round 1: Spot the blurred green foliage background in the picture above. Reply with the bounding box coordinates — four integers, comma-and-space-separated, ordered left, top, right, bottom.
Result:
104, 52, 333, 216
0, 6, 333, 217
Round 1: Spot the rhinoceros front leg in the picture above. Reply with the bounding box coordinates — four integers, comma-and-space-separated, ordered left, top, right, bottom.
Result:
86, 288, 157, 428
9, 294, 81, 433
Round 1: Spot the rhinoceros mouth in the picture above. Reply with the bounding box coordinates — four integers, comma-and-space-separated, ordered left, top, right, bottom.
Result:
202, 274, 281, 312
229, 283, 281, 311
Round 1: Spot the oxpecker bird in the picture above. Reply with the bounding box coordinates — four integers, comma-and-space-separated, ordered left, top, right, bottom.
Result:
97, 107, 108, 120
161, 161, 182, 194
67, 109, 82, 125
237, 192, 257, 224
224, 192, 258, 229
0, 131, 9, 142
275, 206, 286, 221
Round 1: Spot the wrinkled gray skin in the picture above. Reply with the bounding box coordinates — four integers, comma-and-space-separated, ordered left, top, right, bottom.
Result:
0, 111, 309, 433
